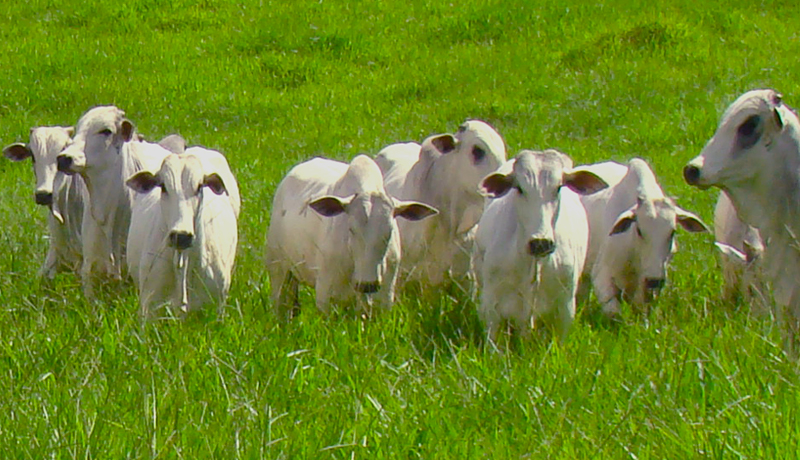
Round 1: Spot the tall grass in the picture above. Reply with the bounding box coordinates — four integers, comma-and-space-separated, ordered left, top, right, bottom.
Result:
1, 0, 798, 457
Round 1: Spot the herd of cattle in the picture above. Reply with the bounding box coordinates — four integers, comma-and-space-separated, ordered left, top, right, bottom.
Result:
5, 89, 799, 352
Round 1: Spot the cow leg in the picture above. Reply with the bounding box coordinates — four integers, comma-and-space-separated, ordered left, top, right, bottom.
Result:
270, 265, 298, 321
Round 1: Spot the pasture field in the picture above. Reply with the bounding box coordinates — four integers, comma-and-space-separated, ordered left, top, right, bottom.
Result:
2, 0, 800, 457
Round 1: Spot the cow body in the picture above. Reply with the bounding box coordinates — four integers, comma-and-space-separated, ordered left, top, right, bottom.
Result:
475, 150, 608, 341
4, 127, 86, 277
126, 150, 238, 317
581, 158, 708, 317
266, 155, 436, 318
375, 120, 506, 288
57, 106, 171, 296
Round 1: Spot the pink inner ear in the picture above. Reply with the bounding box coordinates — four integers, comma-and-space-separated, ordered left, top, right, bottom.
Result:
564, 171, 608, 195
309, 197, 346, 217
3, 144, 32, 161
204, 174, 227, 195
481, 174, 513, 197
120, 120, 135, 142
431, 135, 457, 154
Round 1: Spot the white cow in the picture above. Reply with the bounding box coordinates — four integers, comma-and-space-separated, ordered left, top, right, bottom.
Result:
580, 158, 708, 317
684, 89, 800, 353
375, 120, 507, 289
266, 155, 437, 318
126, 150, 239, 317
476, 150, 608, 341
56, 106, 171, 296
713, 191, 765, 307
4, 126, 86, 277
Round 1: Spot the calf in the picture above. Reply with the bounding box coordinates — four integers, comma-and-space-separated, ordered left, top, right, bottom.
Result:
375, 120, 507, 288
4, 126, 86, 277
126, 150, 239, 317
266, 155, 437, 318
475, 150, 608, 341
684, 89, 800, 354
57, 106, 171, 296
580, 158, 708, 317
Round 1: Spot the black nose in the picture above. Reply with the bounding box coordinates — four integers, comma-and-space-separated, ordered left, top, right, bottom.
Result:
56, 155, 73, 173
644, 278, 665, 290
683, 165, 701, 186
35, 192, 53, 206
528, 239, 556, 256
168, 231, 194, 250
355, 281, 380, 294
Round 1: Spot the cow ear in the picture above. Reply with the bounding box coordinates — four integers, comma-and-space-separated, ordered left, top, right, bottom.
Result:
714, 242, 747, 264
3, 143, 32, 161
431, 134, 457, 154
309, 195, 354, 217
563, 170, 608, 195
126, 171, 161, 194
480, 173, 514, 198
675, 208, 709, 233
64, 126, 75, 137
119, 119, 135, 143
394, 201, 438, 221
742, 240, 761, 263
610, 209, 636, 235
203, 173, 227, 195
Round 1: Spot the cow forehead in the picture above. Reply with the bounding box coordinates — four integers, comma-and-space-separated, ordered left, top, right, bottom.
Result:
637, 199, 678, 228
160, 155, 205, 192
29, 127, 70, 159
75, 106, 125, 135
513, 151, 566, 189
719, 90, 774, 128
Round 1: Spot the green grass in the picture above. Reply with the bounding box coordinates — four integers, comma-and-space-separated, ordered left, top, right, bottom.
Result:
1, 0, 799, 457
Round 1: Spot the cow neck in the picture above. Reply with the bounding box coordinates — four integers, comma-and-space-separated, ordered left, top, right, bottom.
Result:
426, 155, 482, 237
83, 146, 126, 227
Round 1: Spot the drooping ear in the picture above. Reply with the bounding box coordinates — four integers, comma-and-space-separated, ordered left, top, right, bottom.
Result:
3, 143, 32, 161
119, 119, 135, 143
394, 201, 438, 221
125, 171, 162, 194
675, 208, 709, 233
203, 173, 227, 195
610, 209, 637, 235
479, 172, 514, 198
308, 195, 354, 217
562, 170, 609, 195
64, 126, 75, 137
714, 242, 747, 264
431, 134, 457, 154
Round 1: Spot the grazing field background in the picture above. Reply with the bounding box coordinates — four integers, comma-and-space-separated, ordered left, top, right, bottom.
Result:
1, 0, 799, 458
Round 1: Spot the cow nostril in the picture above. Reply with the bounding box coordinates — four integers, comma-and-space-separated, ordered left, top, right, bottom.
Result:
528, 239, 556, 256
169, 232, 194, 250
34, 192, 53, 206
56, 155, 73, 173
644, 278, 665, 290
683, 165, 701, 186
355, 282, 380, 294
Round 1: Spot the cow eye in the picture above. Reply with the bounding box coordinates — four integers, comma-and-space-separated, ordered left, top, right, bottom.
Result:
99, 128, 113, 136
736, 115, 761, 149
472, 146, 486, 163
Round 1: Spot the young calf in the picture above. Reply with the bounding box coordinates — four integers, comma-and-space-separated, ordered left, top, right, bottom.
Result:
475, 150, 608, 341
266, 155, 437, 318
126, 150, 239, 318
580, 158, 708, 317
4, 126, 86, 277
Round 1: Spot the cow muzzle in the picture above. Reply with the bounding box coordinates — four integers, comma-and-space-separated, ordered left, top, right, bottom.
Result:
35, 191, 53, 206
528, 238, 555, 257
355, 281, 380, 294
56, 155, 75, 174
168, 231, 194, 250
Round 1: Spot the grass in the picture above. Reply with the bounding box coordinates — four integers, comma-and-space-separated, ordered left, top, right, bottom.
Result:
1, 0, 799, 457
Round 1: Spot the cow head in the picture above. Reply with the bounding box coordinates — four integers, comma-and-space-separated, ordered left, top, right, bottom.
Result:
609, 196, 708, 301
684, 89, 790, 190
308, 156, 437, 293
126, 154, 227, 251
480, 149, 608, 258
57, 106, 135, 176
4, 126, 73, 209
